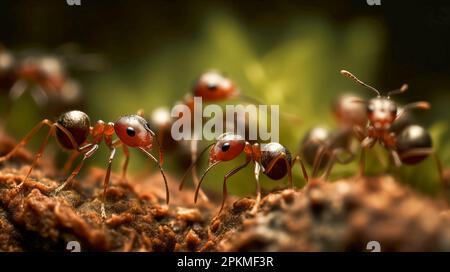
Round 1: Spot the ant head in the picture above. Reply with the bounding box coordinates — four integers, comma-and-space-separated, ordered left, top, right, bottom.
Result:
333, 94, 368, 128
193, 70, 238, 101
210, 133, 246, 164
56, 110, 91, 150
367, 97, 397, 129
114, 115, 154, 148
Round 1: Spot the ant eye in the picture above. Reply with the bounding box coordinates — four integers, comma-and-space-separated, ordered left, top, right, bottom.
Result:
221, 142, 231, 152
207, 83, 218, 91
126, 127, 136, 137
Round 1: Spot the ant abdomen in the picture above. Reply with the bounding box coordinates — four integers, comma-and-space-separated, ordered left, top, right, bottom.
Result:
300, 127, 332, 170
396, 125, 432, 165
56, 110, 90, 150
261, 143, 292, 180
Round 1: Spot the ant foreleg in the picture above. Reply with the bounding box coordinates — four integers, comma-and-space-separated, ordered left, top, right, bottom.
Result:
219, 156, 251, 215
250, 162, 262, 215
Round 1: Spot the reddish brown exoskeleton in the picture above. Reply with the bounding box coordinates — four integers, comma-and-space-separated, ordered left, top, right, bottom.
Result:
153, 70, 301, 203
149, 70, 247, 202
340, 70, 443, 182
179, 132, 309, 215
0, 110, 168, 218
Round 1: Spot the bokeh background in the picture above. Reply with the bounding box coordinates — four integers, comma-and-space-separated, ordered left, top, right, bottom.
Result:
1, 0, 449, 197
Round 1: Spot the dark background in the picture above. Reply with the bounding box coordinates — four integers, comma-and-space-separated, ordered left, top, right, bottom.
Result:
1, 0, 449, 98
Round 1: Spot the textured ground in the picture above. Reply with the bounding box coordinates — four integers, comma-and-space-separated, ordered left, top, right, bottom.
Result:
1, 131, 450, 252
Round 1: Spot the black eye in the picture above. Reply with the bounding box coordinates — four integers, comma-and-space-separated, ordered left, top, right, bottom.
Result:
207, 82, 218, 91
126, 127, 136, 137
221, 142, 231, 152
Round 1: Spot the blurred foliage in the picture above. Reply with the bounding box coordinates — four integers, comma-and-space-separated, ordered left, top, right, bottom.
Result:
1, 8, 449, 199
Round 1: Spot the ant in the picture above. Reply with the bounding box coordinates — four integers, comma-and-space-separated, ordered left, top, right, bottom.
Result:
0, 43, 100, 117
0, 110, 168, 218
340, 70, 444, 182
179, 132, 309, 215
149, 70, 249, 202
9, 53, 81, 107
299, 93, 368, 179
155, 70, 300, 202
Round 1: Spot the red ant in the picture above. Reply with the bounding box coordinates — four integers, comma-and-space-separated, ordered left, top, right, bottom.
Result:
154, 70, 300, 203
179, 132, 309, 214
299, 94, 368, 179
0, 110, 168, 218
150, 70, 249, 203
9, 53, 81, 107
0, 44, 97, 115
340, 70, 444, 182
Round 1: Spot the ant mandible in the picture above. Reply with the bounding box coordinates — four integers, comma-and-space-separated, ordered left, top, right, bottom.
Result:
179, 132, 309, 215
340, 70, 444, 182
300, 94, 368, 179
0, 110, 168, 218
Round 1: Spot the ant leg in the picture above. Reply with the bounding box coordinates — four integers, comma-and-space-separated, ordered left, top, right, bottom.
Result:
17, 125, 56, 189
0, 119, 54, 163
101, 147, 117, 219
218, 157, 251, 214
353, 125, 366, 142
358, 137, 376, 178
121, 144, 130, 182
390, 149, 402, 168
9, 79, 28, 101
190, 139, 209, 202
400, 148, 444, 186
321, 150, 339, 180
292, 155, 309, 183
312, 145, 328, 177
264, 152, 296, 187
61, 151, 80, 176
53, 144, 99, 195
30, 86, 49, 108
250, 162, 262, 215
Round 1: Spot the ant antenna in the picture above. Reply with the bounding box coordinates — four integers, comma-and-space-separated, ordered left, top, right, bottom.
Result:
138, 147, 170, 204
179, 142, 215, 191
340, 70, 381, 97
387, 84, 408, 98
194, 161, 221, 203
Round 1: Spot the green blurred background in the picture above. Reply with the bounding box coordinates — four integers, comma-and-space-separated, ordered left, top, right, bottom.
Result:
0, 0, 449, 197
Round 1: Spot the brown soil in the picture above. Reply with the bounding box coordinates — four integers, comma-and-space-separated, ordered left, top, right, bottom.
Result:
1, 132, 449, 252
